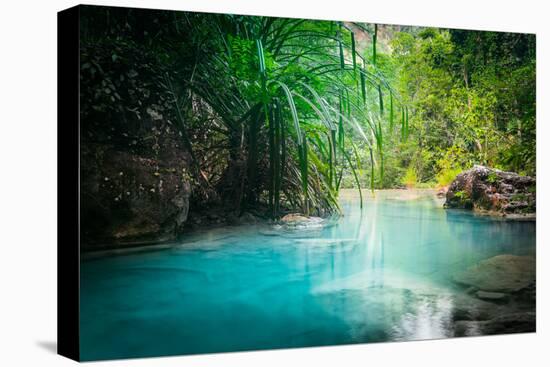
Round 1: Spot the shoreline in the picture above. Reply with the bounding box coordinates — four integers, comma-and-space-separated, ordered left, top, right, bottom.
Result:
81, 188, 434, 257
81, 188, 534, 258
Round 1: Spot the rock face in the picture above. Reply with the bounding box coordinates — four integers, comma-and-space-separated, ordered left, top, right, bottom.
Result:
81, 131, 192, 250
80, 44, 193, 250
444, 165, 535, 217
453, 255, 536, 293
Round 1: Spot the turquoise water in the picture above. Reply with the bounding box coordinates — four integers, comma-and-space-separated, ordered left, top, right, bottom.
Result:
80, 190, 536, 361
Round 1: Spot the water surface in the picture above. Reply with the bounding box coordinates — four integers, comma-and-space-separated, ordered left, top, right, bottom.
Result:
80, 190, 535, 360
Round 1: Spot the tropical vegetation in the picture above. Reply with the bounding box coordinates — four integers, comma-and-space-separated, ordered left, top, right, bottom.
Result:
80, 7, 535, 219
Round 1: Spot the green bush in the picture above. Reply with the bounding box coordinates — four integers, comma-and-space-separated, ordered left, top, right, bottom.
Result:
436, 166, 462, 187
402, 166, 418, 188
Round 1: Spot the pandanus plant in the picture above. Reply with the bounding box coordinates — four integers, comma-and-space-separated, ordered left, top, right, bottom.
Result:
170, 13, 409, 217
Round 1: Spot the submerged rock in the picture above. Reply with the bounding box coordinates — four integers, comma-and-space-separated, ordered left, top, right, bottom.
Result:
444, 165, 535, 218
451, 294, 498, 322
475, 291, 510, 302
454, 312, 535, 336
482, 312, 536, 334
453, 255, 535, 293
281, 213, 310, 223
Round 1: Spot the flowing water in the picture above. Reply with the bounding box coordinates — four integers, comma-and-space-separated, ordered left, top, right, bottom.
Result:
80, 190, 536, 360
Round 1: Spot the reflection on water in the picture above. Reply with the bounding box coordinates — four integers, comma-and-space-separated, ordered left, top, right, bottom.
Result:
80, 190, 535, 360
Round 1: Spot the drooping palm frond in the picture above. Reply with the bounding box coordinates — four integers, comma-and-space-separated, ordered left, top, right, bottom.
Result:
169, 14, 409, 216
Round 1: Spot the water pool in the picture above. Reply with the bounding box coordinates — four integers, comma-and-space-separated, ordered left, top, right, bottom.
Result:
80, 190, 536, 360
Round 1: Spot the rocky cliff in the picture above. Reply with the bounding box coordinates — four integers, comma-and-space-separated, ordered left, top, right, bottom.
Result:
79, 43, 192, 250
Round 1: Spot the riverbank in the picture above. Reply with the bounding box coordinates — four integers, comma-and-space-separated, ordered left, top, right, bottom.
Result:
340, 188, 441, 201
82, 187, 536, 257
82, 189, 437, 256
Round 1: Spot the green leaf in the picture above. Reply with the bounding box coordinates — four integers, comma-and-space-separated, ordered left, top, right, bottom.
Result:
276, 81, 302, 146
378, 85, 384, 115
339, 40, 345, 70
360, 70, 367, 103
255, 39, 266, 75
373, 24, 378, 65
389, 93, 394, 131
351, 32, 357, 70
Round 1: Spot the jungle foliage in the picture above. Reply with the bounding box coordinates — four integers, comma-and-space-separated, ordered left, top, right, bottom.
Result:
80, 6, 535, 218
387, 27, 536, 187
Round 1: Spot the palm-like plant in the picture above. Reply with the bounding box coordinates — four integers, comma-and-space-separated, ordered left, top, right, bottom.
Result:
169, 13, 408, 217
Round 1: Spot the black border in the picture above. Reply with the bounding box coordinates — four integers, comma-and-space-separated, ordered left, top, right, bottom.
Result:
57, 5, 81, 362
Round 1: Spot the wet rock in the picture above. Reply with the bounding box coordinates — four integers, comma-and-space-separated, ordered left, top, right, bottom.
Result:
476, 291, 510, 302
444, 165, 535, 218
280, 213, 324, 228
238, 212, 259, 225
281, 213, 310, 223
453, 255, 535, 293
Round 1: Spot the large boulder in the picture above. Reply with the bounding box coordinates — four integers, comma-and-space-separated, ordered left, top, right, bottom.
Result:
444, 165, 535, 217
80, 131, 192, 250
